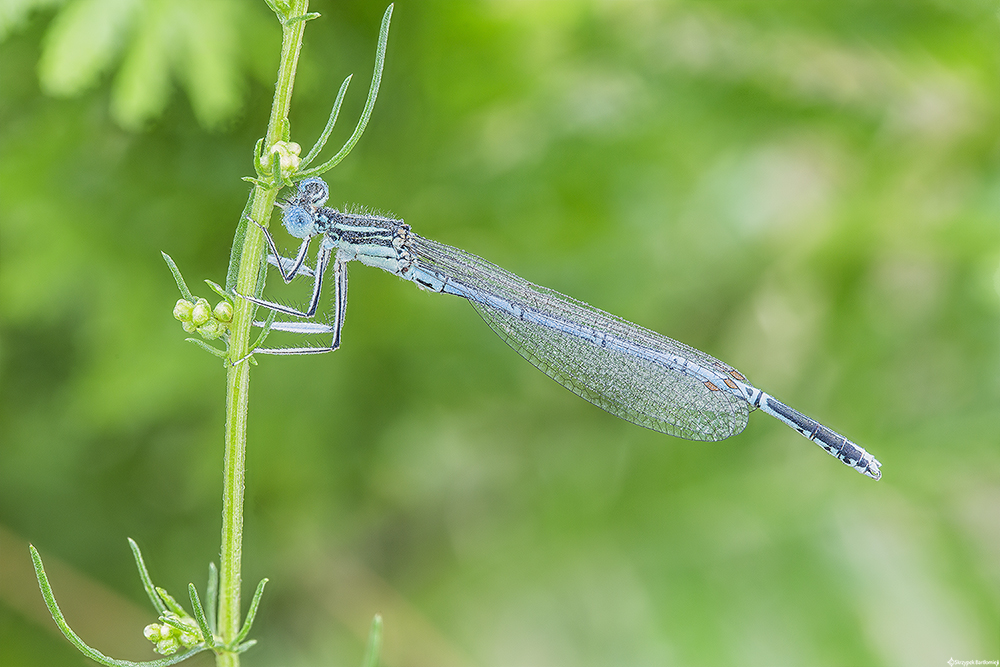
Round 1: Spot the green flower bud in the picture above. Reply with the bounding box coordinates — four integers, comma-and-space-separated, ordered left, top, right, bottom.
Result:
155, 637, 180, 655
173, 299, 194, 322
145, 623, 182, 655
213, 301, 233, 322
182, 321, 198, 334
178, 630, 199, 648
190, 298, 211, 326
198, 319, 222, 339
260, 141, 302, 179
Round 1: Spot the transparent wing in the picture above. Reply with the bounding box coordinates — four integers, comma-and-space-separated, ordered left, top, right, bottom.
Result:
411, 236, 749, 441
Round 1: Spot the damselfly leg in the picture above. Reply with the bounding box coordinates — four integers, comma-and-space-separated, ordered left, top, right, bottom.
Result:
238, 224, 347, 355
259, 219, 313, 284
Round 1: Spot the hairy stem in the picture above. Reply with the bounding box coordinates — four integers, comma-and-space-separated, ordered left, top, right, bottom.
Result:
218, 1, 310, 665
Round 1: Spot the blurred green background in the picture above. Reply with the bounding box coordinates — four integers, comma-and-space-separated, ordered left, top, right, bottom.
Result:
2, 1, 999, 666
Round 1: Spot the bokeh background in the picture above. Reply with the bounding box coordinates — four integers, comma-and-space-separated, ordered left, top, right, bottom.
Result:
2, 1, 999, 666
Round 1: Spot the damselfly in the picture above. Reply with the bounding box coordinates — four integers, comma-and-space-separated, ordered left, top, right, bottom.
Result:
239, 177, 882, 480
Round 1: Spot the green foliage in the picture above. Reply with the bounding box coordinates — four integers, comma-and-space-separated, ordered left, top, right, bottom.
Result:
12, 2, 393, 666
30, 543, 210, 666
31, 538, 270, 664
2, 0, 266, 129
2, 1, 999, 666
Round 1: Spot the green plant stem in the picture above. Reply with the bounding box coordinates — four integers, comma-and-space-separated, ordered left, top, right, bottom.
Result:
218, 2, 310, 665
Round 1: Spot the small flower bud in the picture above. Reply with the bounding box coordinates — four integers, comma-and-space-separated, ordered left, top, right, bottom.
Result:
260, 141, 302, 179
190, 298, 211, 326
145, 622, 182, 655
182, 321, 198, 334
155, 638, 180, 656
198, 319, 222, 339
213, 301, 233, 322
173, 299, 193, 322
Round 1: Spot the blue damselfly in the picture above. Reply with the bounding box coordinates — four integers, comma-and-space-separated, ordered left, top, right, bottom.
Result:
239, 177, 882, 480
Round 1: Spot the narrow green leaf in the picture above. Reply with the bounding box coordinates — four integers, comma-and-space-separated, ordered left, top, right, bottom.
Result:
155, 587, 188, 617
233, 639, 257, 653
283, 11, 320, 27
300, 74, 352, 170
128, 538, 168, 616
252, 138, 268, 180
270, 146, 283, 185
300, 3, 393, 177
230, 307, 275, 367
205, 280, 228, 300
158, 616, 193, 635
161, 252, 195, 302
185, 338, 229, 359
225, 191, 255, 294
249, 308, 277, 349
187, 584, 215, 648
30, 545, 208, 667
262, 0, 289, 22
362, 615, 383, 667
205, 563, 218, 634
254, 236, 272, 300
232, 578, 268, 645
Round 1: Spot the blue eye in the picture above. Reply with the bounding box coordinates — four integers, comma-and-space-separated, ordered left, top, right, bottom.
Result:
283, 205, 315, 238
297, 177, 329, 207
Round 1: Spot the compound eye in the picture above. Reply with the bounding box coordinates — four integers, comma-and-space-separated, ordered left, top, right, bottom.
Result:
297, 177, 329, 207
283, 205, 315, 239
